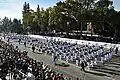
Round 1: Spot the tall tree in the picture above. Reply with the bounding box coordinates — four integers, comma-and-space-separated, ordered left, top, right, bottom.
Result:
10, 18, 23, 33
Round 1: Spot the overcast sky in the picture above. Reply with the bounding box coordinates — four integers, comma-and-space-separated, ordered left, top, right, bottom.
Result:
0, 0, 119, 20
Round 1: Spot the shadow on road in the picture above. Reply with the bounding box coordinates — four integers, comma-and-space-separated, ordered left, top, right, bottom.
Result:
85, 70, 108, 77
101, 67, 120, 73
94, 69, 119, 75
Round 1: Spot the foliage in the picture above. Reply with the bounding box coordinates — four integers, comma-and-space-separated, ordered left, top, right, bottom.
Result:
21, 0, 120, 38
0, 17, 23, 34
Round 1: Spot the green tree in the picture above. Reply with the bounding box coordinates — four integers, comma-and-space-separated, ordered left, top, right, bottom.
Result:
10, 18, 23, 34
1, 17, 12, 32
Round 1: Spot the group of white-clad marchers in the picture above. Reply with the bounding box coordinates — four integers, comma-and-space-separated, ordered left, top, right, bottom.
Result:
5, 34, 114, 71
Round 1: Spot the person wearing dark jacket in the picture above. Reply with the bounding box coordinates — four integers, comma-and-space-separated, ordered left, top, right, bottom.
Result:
24, 42, 26, 47
115, 47, 118, 54
18, 38, 21, 45
32, 45, 35, 53
81, 61, 85, 72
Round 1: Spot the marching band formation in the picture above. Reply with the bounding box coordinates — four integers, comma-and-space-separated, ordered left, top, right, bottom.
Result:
4, 33, 114, 71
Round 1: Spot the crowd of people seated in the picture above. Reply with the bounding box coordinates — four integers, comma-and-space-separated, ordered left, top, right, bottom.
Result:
5, 34, 114, 71
0, 37, 65, 80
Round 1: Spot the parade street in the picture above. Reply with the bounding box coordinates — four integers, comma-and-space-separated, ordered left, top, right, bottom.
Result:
2, 36, 117, 80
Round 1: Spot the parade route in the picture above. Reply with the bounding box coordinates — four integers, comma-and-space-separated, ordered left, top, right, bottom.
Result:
3, 37, 117, 80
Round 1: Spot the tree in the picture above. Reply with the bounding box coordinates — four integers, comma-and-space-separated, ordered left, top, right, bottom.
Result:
21, 0, 120, 40
22, 2, 32, 30
1, 17, 12, 32
10, 18, 23, 34
92, 0, 114, 36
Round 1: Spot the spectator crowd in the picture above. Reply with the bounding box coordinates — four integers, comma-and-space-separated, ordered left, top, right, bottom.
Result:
0, 36, 65, 80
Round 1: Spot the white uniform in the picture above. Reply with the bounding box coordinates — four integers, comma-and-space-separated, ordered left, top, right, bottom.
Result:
76, 60, 79, 65
79, 58, 82, 64
101, 57, 103, 63
106, 54, 109, 60
104, 55, 107, 61
87, 62, 90, 70
75, 53, 77, 59
90, 60, 94, 68
94, 58, 97, 65
71, 56, 73, 61
66, 56, 69, 62
59, 54, 62, 60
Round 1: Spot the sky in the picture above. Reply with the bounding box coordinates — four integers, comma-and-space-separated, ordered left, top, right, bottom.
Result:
0, 0, 119, 20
